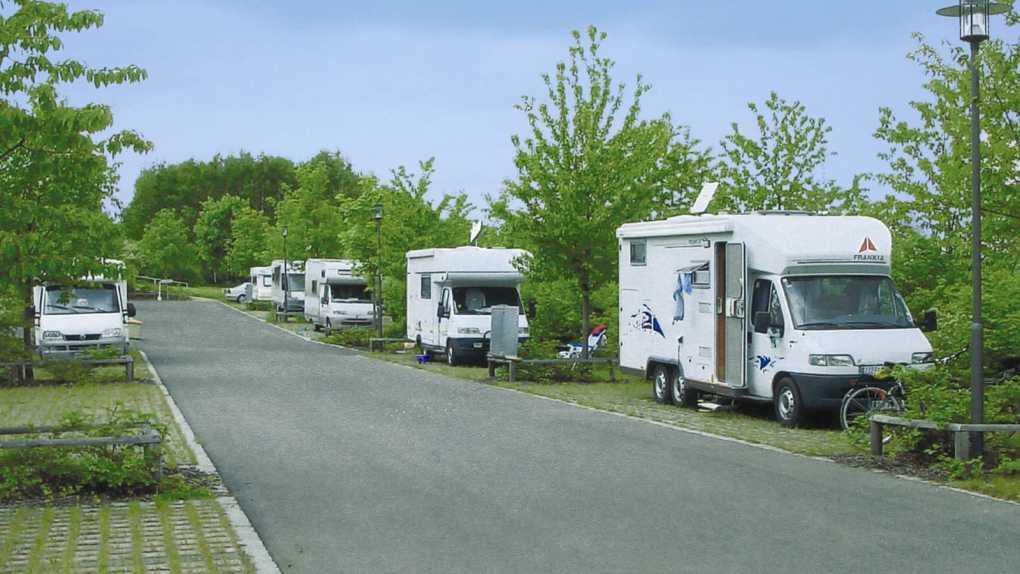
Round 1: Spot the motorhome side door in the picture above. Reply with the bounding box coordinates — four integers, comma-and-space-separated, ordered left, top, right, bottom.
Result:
437, 288, 451, 346
724, 243, 747, 388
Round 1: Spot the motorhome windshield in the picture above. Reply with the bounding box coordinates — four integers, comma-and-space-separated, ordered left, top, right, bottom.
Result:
782, 275, 914, 330
44, 284, 120, 315
285, 273, 305, 292
452, 286, 522, 315
330, 284, 370, 303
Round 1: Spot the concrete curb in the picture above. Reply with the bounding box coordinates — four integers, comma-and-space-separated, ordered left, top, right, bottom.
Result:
138, 349, 282, 573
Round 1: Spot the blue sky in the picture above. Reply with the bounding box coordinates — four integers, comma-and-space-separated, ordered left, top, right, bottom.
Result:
57, 1, 991, 210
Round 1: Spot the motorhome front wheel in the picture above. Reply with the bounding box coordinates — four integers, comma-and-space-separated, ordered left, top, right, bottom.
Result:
774, 378, 803, 428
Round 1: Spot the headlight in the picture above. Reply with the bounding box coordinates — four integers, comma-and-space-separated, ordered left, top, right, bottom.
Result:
457, 327, 480, 335
103, 328, 123, 338
911, 352, 934, 364
42, 331, 62, 340
809, 354, 855, 367
518, 327, 529, 335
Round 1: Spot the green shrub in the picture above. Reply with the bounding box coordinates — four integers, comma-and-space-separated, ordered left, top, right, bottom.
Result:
323, 327, 374, 348
0, 405, 166, 501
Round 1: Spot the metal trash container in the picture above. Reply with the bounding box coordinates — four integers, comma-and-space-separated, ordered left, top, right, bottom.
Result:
489, 305, 519, 358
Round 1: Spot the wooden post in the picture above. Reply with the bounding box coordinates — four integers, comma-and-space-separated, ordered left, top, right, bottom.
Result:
126, 357, 134, 382
487, 358, 496, 379
508, 360, 517, 383
954, 431, 972, 461
870, 419, 884, 457
609, 361, 616, 382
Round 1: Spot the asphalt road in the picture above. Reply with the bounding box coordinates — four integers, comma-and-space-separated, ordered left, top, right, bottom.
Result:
137, 300, 1020, 573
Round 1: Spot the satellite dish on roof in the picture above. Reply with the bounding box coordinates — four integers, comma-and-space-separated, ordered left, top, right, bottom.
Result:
690, 182, 719, 215
469, 221, 484, 244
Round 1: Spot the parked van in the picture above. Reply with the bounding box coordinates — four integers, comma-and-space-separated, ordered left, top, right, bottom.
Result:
406, 247, 530, 365
303, 259, 373, 331
270, 259, 305, 312
249, 266, 273, 301
33, 259, 136, 358
617, 212, 935, 427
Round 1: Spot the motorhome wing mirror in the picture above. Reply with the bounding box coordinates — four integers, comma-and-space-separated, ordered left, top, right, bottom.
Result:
526, 299, 536, 318
918, 309, 937, 332
126, 303, 137, 318
321, 296, 328, 305
753, 311, 771, 334
25, 305, 36, 320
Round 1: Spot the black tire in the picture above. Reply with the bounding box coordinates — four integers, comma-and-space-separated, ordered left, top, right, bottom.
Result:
652, 364, 674, 405
446, 342, 459, 366
236, 294, 247, 304
774, 377, 804, 428
671, 365, 699, 408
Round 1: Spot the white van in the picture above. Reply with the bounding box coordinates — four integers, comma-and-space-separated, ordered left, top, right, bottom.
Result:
249, 266, 274, 301
617, 212, 935, 427
407, 247, 530, 365
33, 259, 136, 358
303, 259, 373, 331
270, 259, 305, 312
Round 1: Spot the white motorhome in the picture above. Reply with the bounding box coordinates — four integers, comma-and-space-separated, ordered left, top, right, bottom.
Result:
303, 259, 373, 330
270, 259, 305, 312
33, 259, 136, 358
617, 212, 935, 427
406, 247, 530, 365
249, 266, 274, 301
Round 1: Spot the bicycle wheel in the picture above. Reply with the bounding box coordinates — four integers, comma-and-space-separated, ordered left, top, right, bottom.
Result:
840, 386, 904, 441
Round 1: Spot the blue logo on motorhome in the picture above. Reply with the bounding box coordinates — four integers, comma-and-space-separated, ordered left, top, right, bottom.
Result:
755, 355, 774, 373
632, 304, 665, 337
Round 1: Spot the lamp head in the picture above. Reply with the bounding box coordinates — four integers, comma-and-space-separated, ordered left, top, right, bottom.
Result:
373, 204, 384, 221
937, 1, 1010, 43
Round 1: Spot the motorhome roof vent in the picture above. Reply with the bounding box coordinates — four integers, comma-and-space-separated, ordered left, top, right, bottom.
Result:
754, 210, 816, 216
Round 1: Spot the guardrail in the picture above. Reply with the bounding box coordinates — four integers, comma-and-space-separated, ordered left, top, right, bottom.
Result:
487, 354, 616, 383
3, 355, 135, 382
0, 424, 163, 480
870, 414, 1020, 459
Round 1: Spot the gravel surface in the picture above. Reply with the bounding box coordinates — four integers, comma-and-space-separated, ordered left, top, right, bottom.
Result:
138, 299, 1020, 574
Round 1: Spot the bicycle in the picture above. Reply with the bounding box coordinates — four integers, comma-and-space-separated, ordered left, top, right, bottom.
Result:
839, 347, 969, 439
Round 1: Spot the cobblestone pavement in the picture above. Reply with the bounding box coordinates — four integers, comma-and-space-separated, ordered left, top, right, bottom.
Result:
0, 498, 252, 573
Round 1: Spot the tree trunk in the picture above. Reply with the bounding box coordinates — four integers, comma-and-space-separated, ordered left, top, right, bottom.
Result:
20, 284, 35, 382
581, 277, 591, 360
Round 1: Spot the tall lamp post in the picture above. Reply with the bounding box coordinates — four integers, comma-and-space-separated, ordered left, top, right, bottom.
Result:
936, 0, 1009, 459
282, 225, 289, 322
373, 205, 384, 338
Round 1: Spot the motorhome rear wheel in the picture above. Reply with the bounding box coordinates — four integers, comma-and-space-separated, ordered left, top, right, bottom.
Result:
671, 366, 698, 408
652, 365, 672, 404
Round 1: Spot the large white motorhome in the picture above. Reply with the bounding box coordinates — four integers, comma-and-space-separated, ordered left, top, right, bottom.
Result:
249, 266, 274, 301
33, 259, 136, 358
617, 212, 935, 427
270, 259, 305, 312
406, 247, 530, 365
303, 259, 373, 330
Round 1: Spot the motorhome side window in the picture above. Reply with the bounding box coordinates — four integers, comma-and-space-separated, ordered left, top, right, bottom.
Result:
262, 276, 271, 287
420, 275, 431, 299
692, 262, 710, 287
629, 240, 646, 266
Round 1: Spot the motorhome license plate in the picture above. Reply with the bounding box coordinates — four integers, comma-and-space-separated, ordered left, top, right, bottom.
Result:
859, 365, 882, 376
473, 343, 484, 349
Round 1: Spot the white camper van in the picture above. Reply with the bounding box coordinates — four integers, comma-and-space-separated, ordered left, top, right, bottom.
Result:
617, 212, 935, 427
249, 266, 274, 301
303, 259, 373, 330
33, 259, 136, 358
406, 247, 530, 365
270, 259, 305, 312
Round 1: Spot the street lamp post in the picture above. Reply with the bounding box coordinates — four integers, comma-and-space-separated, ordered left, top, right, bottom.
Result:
936, 0, 1009, 459
373, 205, 384, 338
282, 226, 289, 323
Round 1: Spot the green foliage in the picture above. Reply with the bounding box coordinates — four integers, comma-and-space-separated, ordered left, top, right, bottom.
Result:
225, 206, 271, 277
121, 152, 297, 241
1, 0, 150, 356
323, 327, 374, 348
490, 26, 712, 348
0, 405, 165, 501
338, 159, 473, 327
194, 195, 245, 282
717, 91, 865, 213
137, 209, 200, 281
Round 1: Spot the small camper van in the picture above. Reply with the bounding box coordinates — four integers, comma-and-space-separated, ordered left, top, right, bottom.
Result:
303, 259, 373, 330
33, 259, 135, 358
406, 247, 530, 365
249, 266, 274, 301
270, 259, 305, 312
617, 212, 934, 427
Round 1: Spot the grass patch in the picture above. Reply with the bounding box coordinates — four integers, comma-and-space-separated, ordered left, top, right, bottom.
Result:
951, 475, 1020, 502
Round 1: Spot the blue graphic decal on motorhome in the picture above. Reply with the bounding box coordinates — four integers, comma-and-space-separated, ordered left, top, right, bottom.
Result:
755, 355, 774, 373
631, 304, 665, 337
